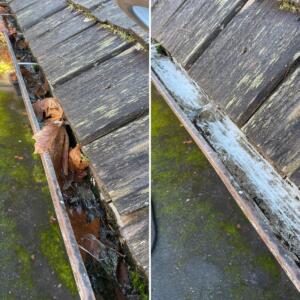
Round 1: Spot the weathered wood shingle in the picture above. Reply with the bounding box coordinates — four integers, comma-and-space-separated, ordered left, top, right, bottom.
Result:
54, 47, 148, 145
243, 66, 300, 186
189, 0, 300, 126
152, 0, 247, 68
84, 116, 149, 216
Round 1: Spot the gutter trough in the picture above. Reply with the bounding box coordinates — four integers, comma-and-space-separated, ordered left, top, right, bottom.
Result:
151, 46, 300, 292
2, 16, 96, 300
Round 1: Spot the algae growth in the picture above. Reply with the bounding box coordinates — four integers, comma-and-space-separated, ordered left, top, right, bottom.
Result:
151, 86, 299, 299
40, 224, 78, 295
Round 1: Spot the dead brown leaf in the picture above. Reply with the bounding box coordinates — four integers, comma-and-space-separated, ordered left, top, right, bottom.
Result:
33, 98, 64, 121
34, 79, 49, 99
33, 100, 45, 121
9, 72, 17, 82
17, 39, 29, 50
0, 6, 8, 13
44, 98, 64, 121
33, 122, 63, 154
20, 66, 35, 87
69, 144, 89, 176
183, 140, 193, 144
14, 155, 24, 160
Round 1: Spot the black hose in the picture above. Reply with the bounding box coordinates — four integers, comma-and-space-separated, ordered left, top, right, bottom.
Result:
151, 198, 158, 253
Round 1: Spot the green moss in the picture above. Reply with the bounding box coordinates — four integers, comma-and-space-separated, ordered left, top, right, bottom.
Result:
39, 224, 78, 295
255, 254, 281, 280
130, 271, 148, 300
32, 163, 47, 184
15, 245, 34, 288
279, 0, 300, 13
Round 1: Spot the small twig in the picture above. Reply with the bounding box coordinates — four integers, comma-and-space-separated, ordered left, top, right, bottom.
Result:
82, 234, 125, 257
78, 244, 104, 263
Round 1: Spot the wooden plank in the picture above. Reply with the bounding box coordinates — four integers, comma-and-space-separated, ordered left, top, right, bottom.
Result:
10, 0, 67, 29
38, 24, 130, 85
9, 0, 38, 13
119, 207, 149, 274
151, 0, 186, 39
83, 116, 149, 216
243, 67, 300, 186
23, 10, 95, 57
291, 167, 300, 187
54, 47, 148, 145
189, 0, 300, 126
72, 0, 148, 42
152, 0, 247, 68
24, 8, 80, 41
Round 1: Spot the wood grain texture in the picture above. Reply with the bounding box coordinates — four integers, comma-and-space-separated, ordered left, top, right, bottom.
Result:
119, 207, 149, 274
54, 47, 148, 145
152, 0, 247, 68
84, 116, 149, 216
151, 0, 186, 38
24, 8, 80, 41
9, 0, 38, 13
72, 0, 148, 42
10, 0, 67, 29
38, 25, 130, 85
243, 67, 300, 187
189, 0, 300, 126
23, 10, 95, 57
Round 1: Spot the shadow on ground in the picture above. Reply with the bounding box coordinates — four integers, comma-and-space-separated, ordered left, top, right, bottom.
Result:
151, 86, 299, 300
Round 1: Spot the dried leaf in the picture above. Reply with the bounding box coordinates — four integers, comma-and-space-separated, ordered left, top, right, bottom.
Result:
183, 140, 193, 144
0, 6, 8, 13
20, 66, 35, 87
33, 98, 64, 121
34, 80, 49, 99
17, 39, 29, 50
44, 98, 64, 121
14, 155, 24, 160
33, 122, 63, 154
9, 72, 17, 82
33, 100, 46, 121
69, 144, 89, 175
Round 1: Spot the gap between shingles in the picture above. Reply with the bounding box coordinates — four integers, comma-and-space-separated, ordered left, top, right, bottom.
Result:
10, 0, 40, 14
81, 111, 149, 147
53, 41, 134, 86
153, 0, 188, 37
241, 56, 300, 128
184, 0, 250, 70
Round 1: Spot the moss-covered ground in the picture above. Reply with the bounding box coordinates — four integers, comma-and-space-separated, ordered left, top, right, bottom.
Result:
151, 86, 299, 299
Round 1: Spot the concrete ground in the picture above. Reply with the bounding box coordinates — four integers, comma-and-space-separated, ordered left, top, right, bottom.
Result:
0, 88, 79, 299
151, 87, 299, 300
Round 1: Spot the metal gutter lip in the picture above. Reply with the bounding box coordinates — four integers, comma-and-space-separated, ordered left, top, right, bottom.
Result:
151, 53, 300, 292
2, 17, 96, 300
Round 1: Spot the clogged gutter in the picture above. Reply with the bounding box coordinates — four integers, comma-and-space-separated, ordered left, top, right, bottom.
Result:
1, 5, 147, 300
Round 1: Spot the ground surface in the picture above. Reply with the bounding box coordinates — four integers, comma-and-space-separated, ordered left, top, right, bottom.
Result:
151, 87, 299, 300
0, 88, 79, 299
